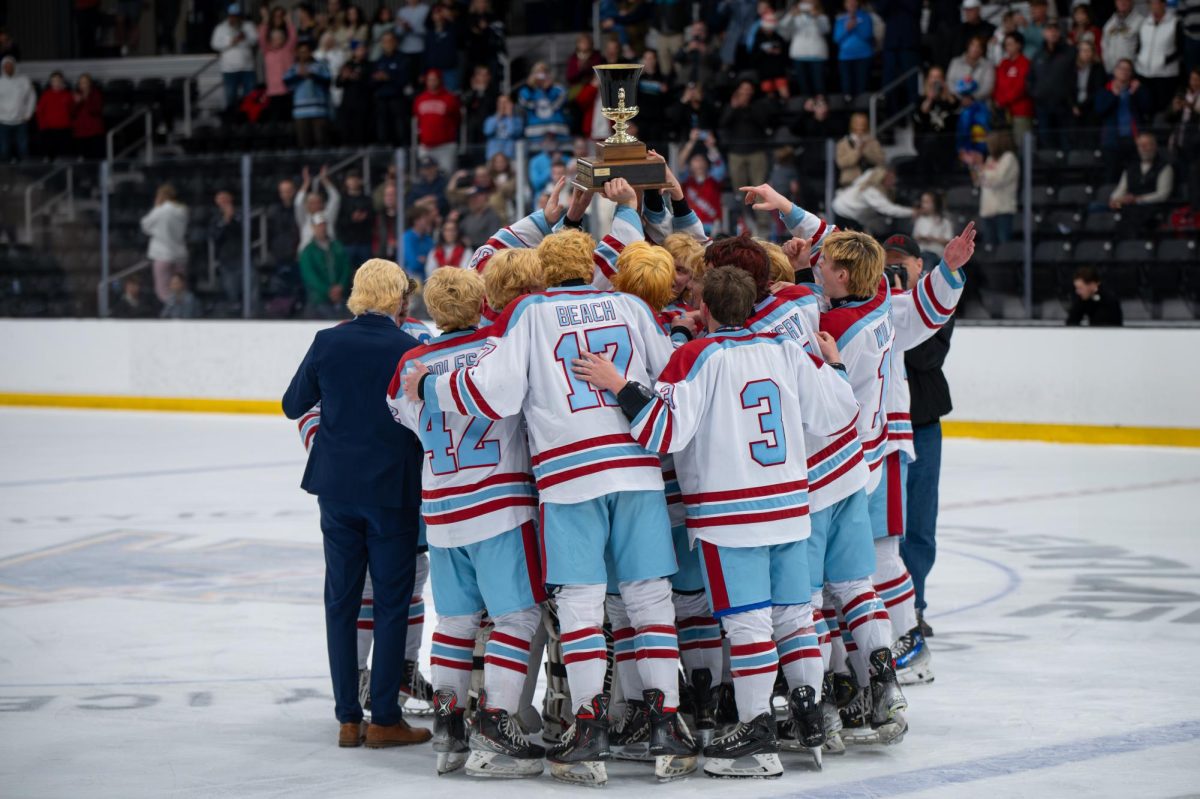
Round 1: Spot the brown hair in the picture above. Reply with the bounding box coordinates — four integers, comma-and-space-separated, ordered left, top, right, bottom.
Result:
702, 266, 758, 327
703, 235, 770, 301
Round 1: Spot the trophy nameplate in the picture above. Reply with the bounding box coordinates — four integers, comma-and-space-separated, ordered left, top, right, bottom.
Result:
572, 64, 670, 193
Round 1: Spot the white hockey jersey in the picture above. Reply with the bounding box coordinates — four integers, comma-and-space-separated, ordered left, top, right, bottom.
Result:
780, 204, 838, 268
430, 286, 675, 505
386, 327, 537, 547
401, 316, 434, 344
883, 261, 966, 461
745, 284, 871, 512
630, 328, 859, 548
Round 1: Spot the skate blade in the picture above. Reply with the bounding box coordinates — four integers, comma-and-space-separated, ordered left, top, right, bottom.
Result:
702, 753, 783, 779
823, 732, 846, 755
897, 667, 935, 686
654, 754, 698, 782
613, 742, 654, 763
843, 719, 907, 746
465, 750, 544, 778
549, 760, 607, 787
436, 751, 468, 775
403, 697, 434, 717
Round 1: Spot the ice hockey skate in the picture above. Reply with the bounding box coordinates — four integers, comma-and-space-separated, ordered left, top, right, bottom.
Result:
702, 712, 783, 779
467, 692, 546, 779
547, 693, 611, 787
609, 699, 652, 762
688, 668, 718, 746
645, 689, 699, 781
820, 672, 845, 754
357, 667, 371, 722
432, 689, 469, 775
401, 658, 435, 716
715, 682, 738, 730
839, 655, 908, 746
777, 686, 824, 770
893, 626, 935, 685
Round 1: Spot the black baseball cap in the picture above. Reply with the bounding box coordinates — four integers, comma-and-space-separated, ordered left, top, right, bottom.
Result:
883, 234, 921, 259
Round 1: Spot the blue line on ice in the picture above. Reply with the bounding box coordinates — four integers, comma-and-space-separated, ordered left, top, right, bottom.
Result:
0, 461, 296, 488
770, 719, 1200, 799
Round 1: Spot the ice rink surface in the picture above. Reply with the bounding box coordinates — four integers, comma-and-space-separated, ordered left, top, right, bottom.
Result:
1, 407, 1199, 798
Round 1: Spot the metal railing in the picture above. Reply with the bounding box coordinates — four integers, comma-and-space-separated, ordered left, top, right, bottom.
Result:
106, 108, 155, 165
868, 66, 921, 136
182, 57, 221, 138
23, 164, 75, 243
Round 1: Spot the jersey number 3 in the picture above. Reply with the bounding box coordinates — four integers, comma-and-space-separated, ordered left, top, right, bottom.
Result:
554, 325, 633, 411
741, 380, 787, 467
420, 407, 501, 475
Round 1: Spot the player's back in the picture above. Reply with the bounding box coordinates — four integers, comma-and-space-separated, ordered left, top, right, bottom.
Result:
387, 328, 536, 547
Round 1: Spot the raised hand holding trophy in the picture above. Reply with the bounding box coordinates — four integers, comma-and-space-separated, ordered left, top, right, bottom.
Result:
572, 64, 670, 192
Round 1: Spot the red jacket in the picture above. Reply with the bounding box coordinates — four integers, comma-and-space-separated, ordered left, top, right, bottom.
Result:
72, 89, 104, 138
683, 176, 722, 227
413, 85, 461, 148
994, 55, 1033, 119
36, 88, 74, 131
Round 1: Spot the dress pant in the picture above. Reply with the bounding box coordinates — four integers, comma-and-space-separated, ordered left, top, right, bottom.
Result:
900, 421, 942, 612
318, 497, 421, 726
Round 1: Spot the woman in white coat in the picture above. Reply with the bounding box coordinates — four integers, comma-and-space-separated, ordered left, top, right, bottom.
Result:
140, 184, 189, 303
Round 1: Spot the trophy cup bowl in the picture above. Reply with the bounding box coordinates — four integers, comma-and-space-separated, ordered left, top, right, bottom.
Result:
572, 63, 669, 193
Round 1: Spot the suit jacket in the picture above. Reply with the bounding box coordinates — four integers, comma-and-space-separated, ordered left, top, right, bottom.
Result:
283, 313, 423, 507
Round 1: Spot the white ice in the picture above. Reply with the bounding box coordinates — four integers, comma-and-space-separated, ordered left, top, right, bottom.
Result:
1, 407, 1199, 798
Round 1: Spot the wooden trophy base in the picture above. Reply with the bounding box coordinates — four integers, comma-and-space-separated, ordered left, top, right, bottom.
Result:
572, 140, 670, 193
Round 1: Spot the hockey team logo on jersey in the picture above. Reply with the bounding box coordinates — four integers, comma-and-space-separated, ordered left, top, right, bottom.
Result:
658, 382, 677, 411
468, 244, 495, 271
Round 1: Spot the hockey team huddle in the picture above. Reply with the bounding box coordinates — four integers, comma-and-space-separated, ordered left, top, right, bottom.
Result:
299, 173, 973, 785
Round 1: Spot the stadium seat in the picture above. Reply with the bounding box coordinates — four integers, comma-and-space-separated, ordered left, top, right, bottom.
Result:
1083, 210, 1117, 237
1055, 184, 1093, 208
1032, 184, 1056, 209
1114, 239, 1155, 265
1073, 239, 1114, 265
1157, 238, 1199, 263
1038, 210, 1084, 238
975, 241, 1025, 318
944, 185, 978, 214
1034, 239, 1072, 265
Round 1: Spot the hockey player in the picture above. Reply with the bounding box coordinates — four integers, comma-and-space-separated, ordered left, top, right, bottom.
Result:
399, 277, 434, 344
571, 265, 860, 778
401, 221, 698, 786
386, 268, 546, 778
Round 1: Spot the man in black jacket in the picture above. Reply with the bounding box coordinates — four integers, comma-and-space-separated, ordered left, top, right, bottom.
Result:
1066, 266, 1124, 326
1028, 23, 1076, 151
338, 171, 375, 271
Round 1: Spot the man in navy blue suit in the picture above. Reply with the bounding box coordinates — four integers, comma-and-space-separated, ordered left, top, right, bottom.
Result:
282, 258, 432, 749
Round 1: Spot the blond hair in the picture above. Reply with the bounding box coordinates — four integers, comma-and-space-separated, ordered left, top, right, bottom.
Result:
537, 229, 596, 287
821, 231, 885, 297
612, 241, 674, 311
347, 258, 408, 317
761, 241, 795, 285
484, 249, 545, 312
662, 233, 705, 276
424, 268, 485, 331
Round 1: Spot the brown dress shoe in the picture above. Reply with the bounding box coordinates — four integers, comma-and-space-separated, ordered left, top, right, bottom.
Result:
364, 719, 433, 748
339, 721, 366, 748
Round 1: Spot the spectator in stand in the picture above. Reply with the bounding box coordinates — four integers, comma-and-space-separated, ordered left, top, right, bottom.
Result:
314, 32, 348, 109
1021, 0, 1055, 59
372, 31, 409, 148
413, 69, 461, 175
299, 212, 351, 318
295, 3, 319, 42
947, 36, 995, 103
209, 189, 245, 308
518, 62, 570, 142
650, 0, 689, 76
995, 32, 1034, 146
953, 0, 997, 60
876, 0, 921, 109
72, 73, 105, 159
779, 1, 830, 98
987, 11, 1021, 65
966, 130, 1018, 246
408, 156, 450, 216
211, 4, 259, 110
425, 3, 462, 90
396, 0, 431, 85
567, 33, 603, 91
483, 94, 524, 160
424, 218, 471, 277
285, 40, 333, 148
374, 181, 400, 260
0, 27, 20, 61
677, 128, 725, 232
447, 165, 506, 218
1029, 22, 1076, 152
1136, 0, 1180, 113
1068, 3, 1103, 61
1168, 69, 1200, 207
297, 166, 341, 251
721, 78, 774, 193
912, 65, 960, 182
1096, 58, 1152, 179
1109, 131, 1174, 234
911, 191, 954, 258
337, 5, 368, 51
338, 172, 374, 270
267, 178, 302, 305
0, 57, 35, 162
141, 184, 189, 304
1067, 266, 1123, 326
401, 206, 437, 280
526, 133, 562, 196
1183, 0, 1200, 77
833, 0, 874, 99
487, 151, 516, 208
35, 72, 74, 160
667, 81, 719, 141
742, 9, 789, 97
1102, 0, 1145, 73
831, 166, 913, 235
1071, 40, 1107, 132
336, 40, 372, 145
462, 65, 497, 156
161, 273, 199, 319
637, 49, 673, 146
674, 20, 723, 89
259, 5, 297, 122
369, 5, 394, 60
465, 0, 504, 75
835, 111, 886, 187
112, 276, 158, 318
459, 186, 503, 248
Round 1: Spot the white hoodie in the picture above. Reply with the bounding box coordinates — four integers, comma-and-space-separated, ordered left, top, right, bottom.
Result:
0, 57, 36, 126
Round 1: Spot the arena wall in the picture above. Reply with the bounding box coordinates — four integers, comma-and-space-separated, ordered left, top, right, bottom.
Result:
0, 321, 1195, 447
